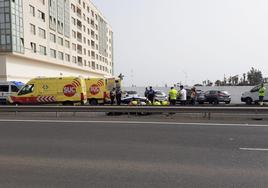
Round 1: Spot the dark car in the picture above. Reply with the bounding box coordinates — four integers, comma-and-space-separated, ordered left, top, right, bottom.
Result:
196, 90, 206, 104
204, 90, 231, 104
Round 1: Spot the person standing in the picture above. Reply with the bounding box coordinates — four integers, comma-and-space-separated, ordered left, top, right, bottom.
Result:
169, 87, 178, 106
147, 86, 155, 104
110, 88, 116, 105
179, 85, 187, 105
116, 88, 122, 105
144, 87, 149, 98
190, 87, 197, 105
259, 83, 266, 106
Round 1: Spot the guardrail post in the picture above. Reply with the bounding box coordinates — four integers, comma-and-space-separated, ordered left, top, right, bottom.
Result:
15, 104, 18, 116
208, 112, 211, 120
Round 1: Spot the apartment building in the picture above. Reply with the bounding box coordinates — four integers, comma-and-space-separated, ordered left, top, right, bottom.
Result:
0, 0, 114, 83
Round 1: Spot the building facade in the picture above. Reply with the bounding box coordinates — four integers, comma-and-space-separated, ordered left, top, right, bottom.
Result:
0, 0, 114, 83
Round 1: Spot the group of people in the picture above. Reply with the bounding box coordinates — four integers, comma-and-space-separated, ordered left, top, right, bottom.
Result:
144, 85, 197, 106
109, 88, 122, 105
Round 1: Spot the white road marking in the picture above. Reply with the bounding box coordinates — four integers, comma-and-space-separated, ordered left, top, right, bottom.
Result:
240, 148, 268, 151
0, 119, 267, 127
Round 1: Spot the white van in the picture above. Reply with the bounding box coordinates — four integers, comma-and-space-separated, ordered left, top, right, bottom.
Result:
0, 81, 24, 104
241, 84, 268, 105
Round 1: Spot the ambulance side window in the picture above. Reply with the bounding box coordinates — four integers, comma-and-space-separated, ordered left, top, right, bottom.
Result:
0, 85, 9, 92
18, 84, 35, 95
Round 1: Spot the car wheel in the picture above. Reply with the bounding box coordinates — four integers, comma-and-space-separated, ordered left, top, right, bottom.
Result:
225, 101, 231, 104
245, 97, 252, 105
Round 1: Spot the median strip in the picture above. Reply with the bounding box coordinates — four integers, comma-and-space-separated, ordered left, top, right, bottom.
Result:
1, 119, 268, 127
239, 148, 268, 151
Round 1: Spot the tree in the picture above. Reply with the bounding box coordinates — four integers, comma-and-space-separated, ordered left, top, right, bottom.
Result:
247, 67, 263, 85
215, 80, 221, 86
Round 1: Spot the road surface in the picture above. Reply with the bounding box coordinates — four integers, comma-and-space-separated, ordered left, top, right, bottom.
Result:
0, 118, 268, 187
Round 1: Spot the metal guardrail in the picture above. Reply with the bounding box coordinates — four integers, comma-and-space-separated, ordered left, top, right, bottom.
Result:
0, 106, 268, 114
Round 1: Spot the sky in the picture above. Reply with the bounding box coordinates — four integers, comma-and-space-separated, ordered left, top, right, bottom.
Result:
92, 0, 268, 86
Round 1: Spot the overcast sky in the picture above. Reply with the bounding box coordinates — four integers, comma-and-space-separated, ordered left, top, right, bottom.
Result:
92, 0, 268, 86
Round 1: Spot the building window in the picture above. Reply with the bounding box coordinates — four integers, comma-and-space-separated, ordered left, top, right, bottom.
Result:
72, 30, 76, 38
38, 10, 45, 22
71, 17, 76, 26
65, 40, 70, 48
71, 4, 75, 13
72, 43, 76, 51
40, 0, 45, 5
50, 48, 56, 58
38, 28, 46, 39
65, 54, 70, 62
72, 56, 76, 63
30, 42, 36, 53
39, 45, 46, 55
30, 5, 35, 16
30, 24, 36, 35
58, 37, 63, 46
58, 51, 64, 60
50, 33, 56, 43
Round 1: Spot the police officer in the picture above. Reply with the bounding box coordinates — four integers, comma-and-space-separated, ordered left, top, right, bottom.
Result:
169, 87, 178, 106
110, 88, 116, 105
116, 88, 122, 105
147, 86, 155, 104
259, 83, 266, 106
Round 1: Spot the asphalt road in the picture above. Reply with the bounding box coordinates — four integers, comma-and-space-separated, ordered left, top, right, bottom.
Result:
0, 119, 268, 188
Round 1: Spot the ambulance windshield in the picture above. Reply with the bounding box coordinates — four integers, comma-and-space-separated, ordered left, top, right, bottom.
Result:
18, 84, 35, 95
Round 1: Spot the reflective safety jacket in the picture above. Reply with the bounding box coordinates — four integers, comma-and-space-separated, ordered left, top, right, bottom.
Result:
169, 89, 178, 100
259, 87, 266, 97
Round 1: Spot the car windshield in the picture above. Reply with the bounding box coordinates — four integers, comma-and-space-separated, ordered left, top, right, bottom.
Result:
127, 91, 137, 94
221, 91, 229, 95
250, 85, 261, 92
155, 91, 164, 95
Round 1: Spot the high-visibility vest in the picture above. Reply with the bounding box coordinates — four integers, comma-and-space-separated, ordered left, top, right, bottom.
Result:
169, 89, 178, 100
259, 87, 266, 97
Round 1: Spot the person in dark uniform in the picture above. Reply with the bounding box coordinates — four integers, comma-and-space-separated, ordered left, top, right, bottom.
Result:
116, 88, 122, 105
110, 88, 116, 105
147, 86, 155, 104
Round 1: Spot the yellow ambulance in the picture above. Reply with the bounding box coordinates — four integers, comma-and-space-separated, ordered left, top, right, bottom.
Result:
85, 77, 121, 105
8, 77, 87, 105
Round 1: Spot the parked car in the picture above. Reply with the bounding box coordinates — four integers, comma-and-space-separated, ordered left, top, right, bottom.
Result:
176, 88, 205, 104
196, 90, 206, 104
204, 90, 231, 104
122, 90, 139, 98
121, 96, 149, 105
241, 84, 268, 105
0, 81, 24, 104
154, 90, 168, 101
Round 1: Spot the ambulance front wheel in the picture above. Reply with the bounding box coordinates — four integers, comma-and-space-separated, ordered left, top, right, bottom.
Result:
62, 101, 74, 106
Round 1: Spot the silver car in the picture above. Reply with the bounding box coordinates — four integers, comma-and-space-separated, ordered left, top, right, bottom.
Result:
154, 90, 168, 101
